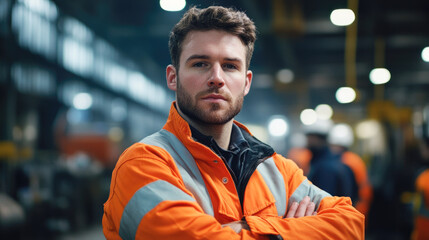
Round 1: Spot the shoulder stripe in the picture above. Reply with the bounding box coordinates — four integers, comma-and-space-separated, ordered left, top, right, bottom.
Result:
257, 157, 287, 216
140, 129, 214, 216
119, 180, 195, 240
289, 179, 331, 210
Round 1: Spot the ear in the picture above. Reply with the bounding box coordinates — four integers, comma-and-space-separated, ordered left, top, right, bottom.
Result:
166, 64, 177, 91
244, 70, 252, 96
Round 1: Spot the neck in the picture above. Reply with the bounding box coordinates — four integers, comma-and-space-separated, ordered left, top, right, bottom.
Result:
178, 110, 233, 149
198, 122, 233, 149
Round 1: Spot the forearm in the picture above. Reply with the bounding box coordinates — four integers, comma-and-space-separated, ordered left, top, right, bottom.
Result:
136, 202, 270, 240
245, 197, 365, 239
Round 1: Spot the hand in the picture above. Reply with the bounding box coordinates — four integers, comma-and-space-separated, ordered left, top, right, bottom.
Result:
222, 220, 250, 234
285, 196, 317, 218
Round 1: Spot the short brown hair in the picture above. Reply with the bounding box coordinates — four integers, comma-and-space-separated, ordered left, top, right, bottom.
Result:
169, 6, 257, 70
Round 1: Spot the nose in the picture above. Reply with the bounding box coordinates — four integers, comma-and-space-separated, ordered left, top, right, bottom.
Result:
207, 64, 225, 88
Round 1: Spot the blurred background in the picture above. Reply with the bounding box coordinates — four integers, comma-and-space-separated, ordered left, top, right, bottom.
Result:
1, 0, 429, 239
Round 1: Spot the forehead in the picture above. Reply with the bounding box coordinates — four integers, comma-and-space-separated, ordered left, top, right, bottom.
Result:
180, 30, 246, 61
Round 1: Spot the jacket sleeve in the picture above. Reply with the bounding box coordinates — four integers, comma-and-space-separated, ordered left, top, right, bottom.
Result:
102, 143, 268, 240
245, 155, 365, 240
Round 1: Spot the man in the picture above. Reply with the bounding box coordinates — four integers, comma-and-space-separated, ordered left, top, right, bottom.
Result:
102, 6, 364, 239
304, 120, 358, 200
328, 123, 373, 219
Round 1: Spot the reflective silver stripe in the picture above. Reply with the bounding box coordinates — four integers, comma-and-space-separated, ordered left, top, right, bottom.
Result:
140, 129, 214, 216
289, 179, 331, 210
257, 157, 287, 216
419, 194, 429, 218
119, 180, 195, 240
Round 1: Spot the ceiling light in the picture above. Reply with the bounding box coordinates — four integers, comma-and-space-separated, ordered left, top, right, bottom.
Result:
330, 9, 355, 26
335, 87, 356, 104
355, 120, 380, 139
315, 104, 333, 120
300, 109, 317, 125
268, 116, 289, 137
422, 47, 429, 62
160, 0, 186, 12
369, 68, 391, 85
73, 92, 93, 110
276, 69, 294, 84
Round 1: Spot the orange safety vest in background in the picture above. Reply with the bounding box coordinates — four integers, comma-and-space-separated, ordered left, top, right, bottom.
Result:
341, 151, 373, 218
413, 169, 429, 240
287, 147, 312, 176
102, 103, 364, 239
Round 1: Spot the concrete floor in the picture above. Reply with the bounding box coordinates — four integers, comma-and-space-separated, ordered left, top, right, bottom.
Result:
59, 225, 105, 240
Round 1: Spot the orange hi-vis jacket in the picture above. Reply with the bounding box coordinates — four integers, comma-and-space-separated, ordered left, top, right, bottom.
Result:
413, 169, 429, 240
341, 151, 373, 218
102, 103, 364, 239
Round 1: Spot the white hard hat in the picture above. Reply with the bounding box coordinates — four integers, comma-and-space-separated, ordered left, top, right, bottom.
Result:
303, 119, 334, 136
328, 123, 354, 147
289, 132, 307, 148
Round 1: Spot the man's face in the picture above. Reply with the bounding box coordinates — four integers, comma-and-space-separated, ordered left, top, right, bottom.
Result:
167, 30, 252, 125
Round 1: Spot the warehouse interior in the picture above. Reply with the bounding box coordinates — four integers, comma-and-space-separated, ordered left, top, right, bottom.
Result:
1, 0, 429, 239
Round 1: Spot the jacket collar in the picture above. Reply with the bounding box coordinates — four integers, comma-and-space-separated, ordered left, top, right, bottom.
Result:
163, 102, 219, 162
162, 101, 273, 162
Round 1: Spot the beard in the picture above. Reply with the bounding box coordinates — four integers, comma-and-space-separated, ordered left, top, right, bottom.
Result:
176, 78, 244, 125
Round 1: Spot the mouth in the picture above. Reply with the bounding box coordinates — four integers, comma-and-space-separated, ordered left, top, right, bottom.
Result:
201, 94, 227, 102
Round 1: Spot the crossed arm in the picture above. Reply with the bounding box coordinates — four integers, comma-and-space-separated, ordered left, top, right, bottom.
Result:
104, 146, 364, 239
222, 196, 316, 233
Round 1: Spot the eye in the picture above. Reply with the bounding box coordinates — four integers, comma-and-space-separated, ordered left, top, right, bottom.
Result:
192, 62, 208, 67
223, 63, 238, 70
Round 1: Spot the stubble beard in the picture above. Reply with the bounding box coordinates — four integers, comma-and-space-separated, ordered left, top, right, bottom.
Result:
176, 78, 244, 125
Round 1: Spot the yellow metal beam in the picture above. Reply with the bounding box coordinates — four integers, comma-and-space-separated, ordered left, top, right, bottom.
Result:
374, 37, 386, 100
0, 141, 17, 159
345, 0, 359, 90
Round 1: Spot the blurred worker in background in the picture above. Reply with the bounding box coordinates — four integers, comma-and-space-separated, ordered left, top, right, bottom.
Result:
328, 123, 373, 219
301, 119, 358, 201
102, 6, 364, 239
411, 134, 429, 240
287, 133, 312, 175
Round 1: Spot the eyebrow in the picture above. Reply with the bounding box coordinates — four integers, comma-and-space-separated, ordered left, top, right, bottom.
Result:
185, 54, 209, 64
224, 57, 242, 63
185, 54, 243, 64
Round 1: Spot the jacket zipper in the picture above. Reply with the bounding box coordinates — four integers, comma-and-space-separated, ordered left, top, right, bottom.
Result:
238, 156, 272, 212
